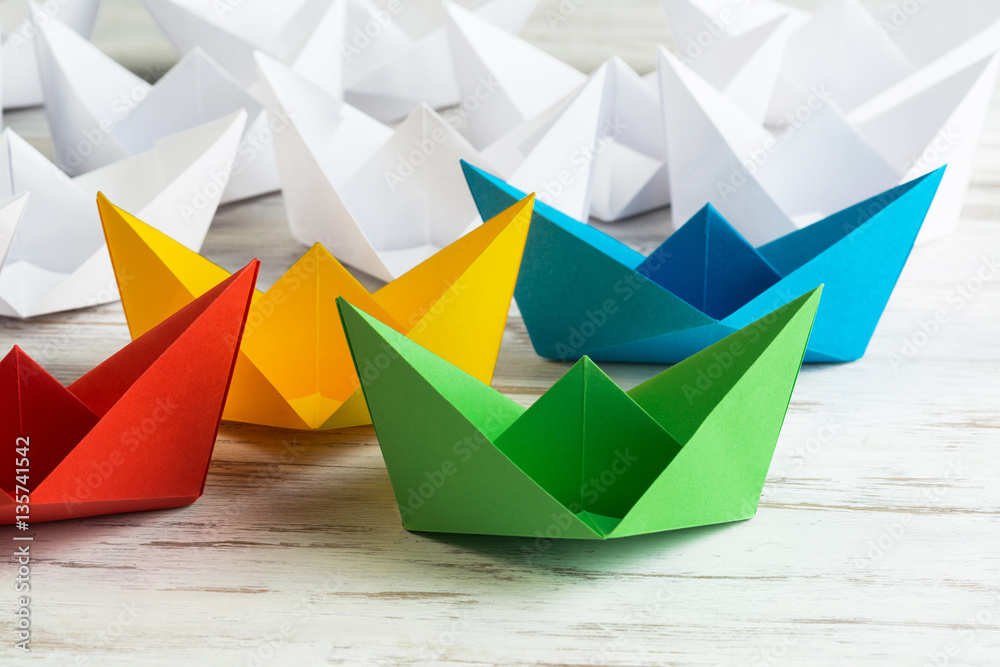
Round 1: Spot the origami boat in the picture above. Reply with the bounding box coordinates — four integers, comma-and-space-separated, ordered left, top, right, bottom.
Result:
35, 17, 275, 202
98, 191, 532, 430
3, 0, 101, 109
0, 113, 245, 318
659, 0, 1000, 245
462, 161, 943, 363
1, 262, 257, 523
338, 287, 821, 539
256, 52, 494, 281
140, 0, 538, 122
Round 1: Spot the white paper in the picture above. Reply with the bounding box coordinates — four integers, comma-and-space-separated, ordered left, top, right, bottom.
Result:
35, 16, 278, 203
658, 41, 1000, 245
1, 0, 100, 108
0, 111, 246, 318
258, 52, 491, 281
444, 1, 586, 150
497, 58, 668, 224
141, 0, 539, 122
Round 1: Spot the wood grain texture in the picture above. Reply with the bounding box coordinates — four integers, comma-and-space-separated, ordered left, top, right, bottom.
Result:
2, 1, 1000, 665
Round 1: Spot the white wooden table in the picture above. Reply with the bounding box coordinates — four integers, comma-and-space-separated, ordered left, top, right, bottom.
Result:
3, 1, 999, 665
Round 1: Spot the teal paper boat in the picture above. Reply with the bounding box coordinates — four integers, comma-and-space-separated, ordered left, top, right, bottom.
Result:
462, 161, 944, 363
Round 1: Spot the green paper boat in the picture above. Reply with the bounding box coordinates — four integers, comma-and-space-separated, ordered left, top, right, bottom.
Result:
337, 286, 822, 540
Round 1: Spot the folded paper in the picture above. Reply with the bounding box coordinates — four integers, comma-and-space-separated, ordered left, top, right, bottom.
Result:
256, 52, 492, 281
139, 0, 334, 89
338, 288, 820, 539
1, 261, 257, 523
141, 0, 538, 122
463, 161, 943, 363
98, 191, 532, 430
444, 1, 586, 150
0, 113, 245, 318
340, 0, 539, 122
3, 0, 101, 109
500, 57, 670, 224
658, 45, 998, 246
35, 17, 276, 202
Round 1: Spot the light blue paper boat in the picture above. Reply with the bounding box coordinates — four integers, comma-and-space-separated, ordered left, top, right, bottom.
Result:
462, 161, 945, 363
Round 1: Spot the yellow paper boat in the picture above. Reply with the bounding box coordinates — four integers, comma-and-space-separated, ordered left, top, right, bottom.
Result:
97, 192, 533, 430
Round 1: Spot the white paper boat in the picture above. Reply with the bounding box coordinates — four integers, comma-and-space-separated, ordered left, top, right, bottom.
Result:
35, 16, 279, 203
257, 52, 491, 281
2, 0, 101, 108
0, 111, 246, 318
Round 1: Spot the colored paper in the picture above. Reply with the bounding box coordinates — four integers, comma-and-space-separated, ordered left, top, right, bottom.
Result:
337, 287, 821, 539
463, 161, 943, 364
2, 0, 101, 109
98, 191, 533, 430
1, 261, 258, 523
256, 52, 492, 281
0, 114, 245, 318
35, 17, 277, 203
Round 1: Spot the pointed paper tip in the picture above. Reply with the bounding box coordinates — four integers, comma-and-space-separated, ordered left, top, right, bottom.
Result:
924, 165, 948, 188
336, 297, 380, 350
794, 285, 824, 317
305, 242, 334, 261
235, 258, 260, 281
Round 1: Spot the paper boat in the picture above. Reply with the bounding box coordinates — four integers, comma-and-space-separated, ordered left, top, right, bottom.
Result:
2, 0, 101, 109
139, 0, 335, 89
256, 51, 492, 281
658, 45, 998, 246
500, 57, 670, 224
339, 0, 539, 122
140, 0, 538, 122
1, 261, 257, 523
338, 287, 820, 539
35, 17, 277, 202
444, 1, 586, 150
98, 191, 532, 430
0, 112, 245, 318
463, 161, 943, 363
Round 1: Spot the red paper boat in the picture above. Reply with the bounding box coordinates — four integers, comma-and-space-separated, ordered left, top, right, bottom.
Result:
1, 261, 259, 523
